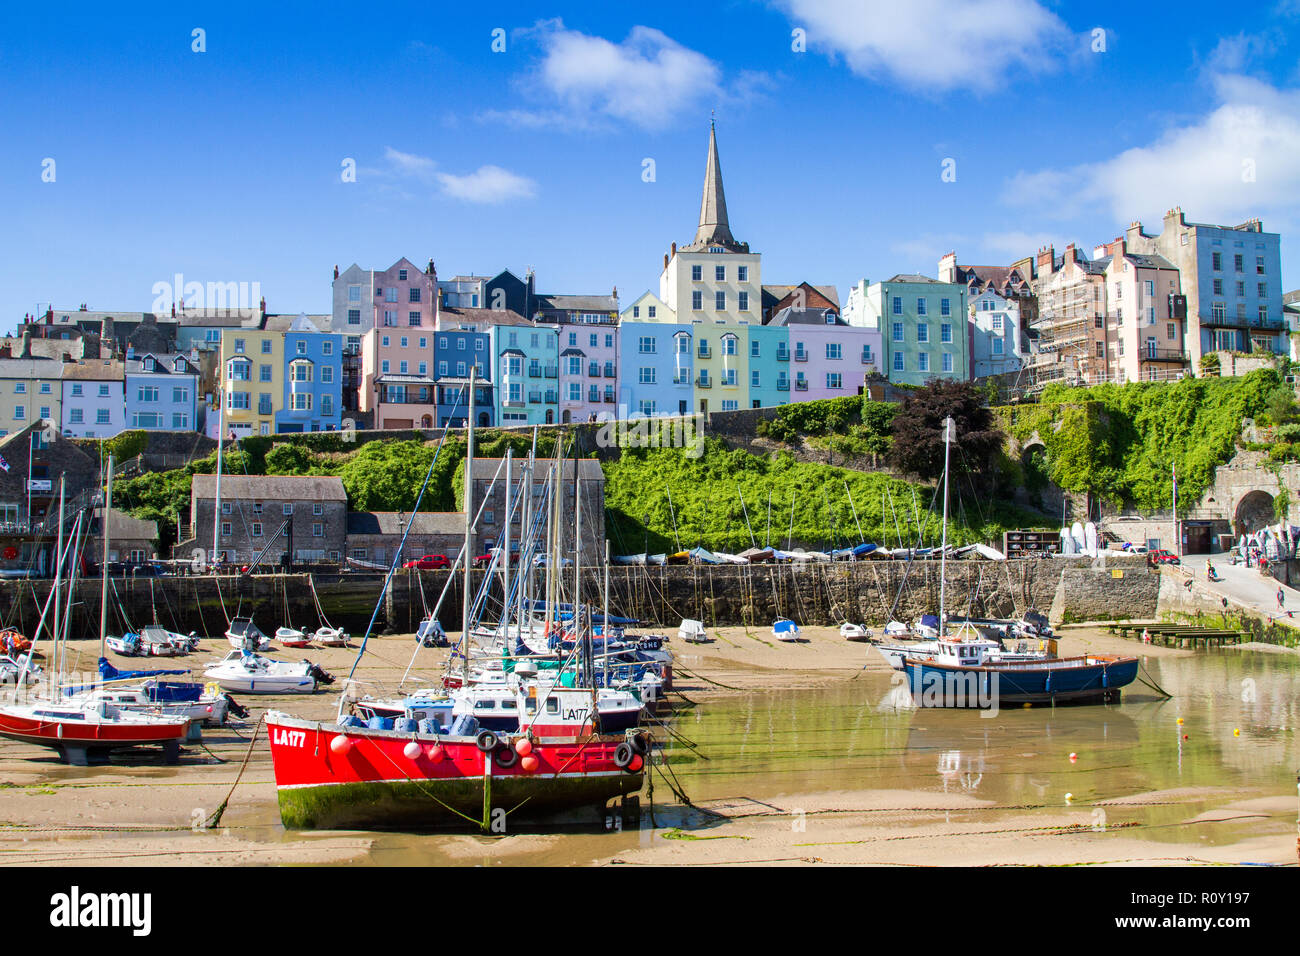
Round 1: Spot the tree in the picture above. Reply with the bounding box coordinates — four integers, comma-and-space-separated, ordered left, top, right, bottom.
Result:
339, 440, 440, 512
1265, 385, 1297, 427
887, 379, 1003, 481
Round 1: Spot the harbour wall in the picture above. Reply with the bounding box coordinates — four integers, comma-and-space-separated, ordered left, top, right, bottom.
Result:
0, 555, 1160, 641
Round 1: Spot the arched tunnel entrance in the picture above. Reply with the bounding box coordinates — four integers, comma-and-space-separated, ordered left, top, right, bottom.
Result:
1234, 489, 1276, 536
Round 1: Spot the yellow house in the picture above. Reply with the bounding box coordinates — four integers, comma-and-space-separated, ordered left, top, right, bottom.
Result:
0, 357, 64, 439
220, 328, 282, 437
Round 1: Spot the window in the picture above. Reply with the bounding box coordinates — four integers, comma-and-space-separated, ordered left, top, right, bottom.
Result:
892, 322, 903, 343
409, 288, 420, 303
283, 504, 294, 515
70, 408, 83, 423
567, 383, 580, 401
1212, 252, 1222, 271
322, 340, 333, 355
940, 324, 952, 344
39, 383, 50, 394
738, 266, 748, 281
917, 323, 929, 344
71, 384, 82, 397
738, 291, 749, 311
98, 385, 109, 397
825, 343, 841, 360
138, 386, 159, 402
229, 361, 251, 382
918, 353, 929, 372
348, 284, 361, 303
251, 523, 263, 537
992, 339, 1004, 355
1095, 342, 1104, 358
638, 367, 656, 385
638, 336, 656, 354
347, 309, 361, 325
917, 298, 927, 315
172, 413, 188, 428
1256, 256, 1265, 275
221, 522, 232, 537
715, 291, 726, 310
715, 265, 725, 281
691, 265, 702, 281
260, 365, 272, 382
1167, 322, 1176, 338
291, 393, 312, 411
942, 353, 953, 373
262, 339, 273, 354
751, 370, 761, 387
991, 314, 1003, 331
96, 409, 110, 424
1234, 254, 1243, 272
940, 298, 951, 316
692, 291, 703, 310
723, 336, 737, 356
632, 306, 640, 318
312, 523, 323, 537
1144, 280, 1154, 296
827, 372, 842, 389
1213, 278, 1223, 295
750, 339, 760, 357
173, 386, 189, 403
638, 400, 656, 416
893, 353, 904, 372
721, 400, 738, 412
229, 391, 250, 410
647, 306, 656, 318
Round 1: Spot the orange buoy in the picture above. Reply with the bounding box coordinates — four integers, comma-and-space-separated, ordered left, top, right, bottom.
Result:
330, 735, 352, 755
427, 744, 444, 762
1069, 752, 1077, 762
515, 738, 533, 757
403, 740, 421, 760
628, 754, 644, 772
520, 754, 539, 773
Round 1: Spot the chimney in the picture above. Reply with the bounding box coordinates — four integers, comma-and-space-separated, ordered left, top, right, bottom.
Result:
1036, 245, 1056, 277
259, 296, 266, 313
671, 241, 677, 257
333, 264, 339, 280
20, 330, 32, 359
44, 308, 53, 324
426, 258, 435, 276
663, 253, 669, 269
937, 251, 957, 283
0, 344, 10, 359
1107, 237, 1126, 260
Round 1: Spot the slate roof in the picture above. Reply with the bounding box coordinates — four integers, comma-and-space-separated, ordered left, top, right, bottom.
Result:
191, 474, 347, 501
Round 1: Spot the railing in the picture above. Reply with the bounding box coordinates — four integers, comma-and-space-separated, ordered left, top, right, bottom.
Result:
543, 367, 558, 378
528, 366, 542, 377
776, 381, 790, 391
861, 351, 874, 364
793, 351, 808, 362
1139, 348, 1189, 362
697, 376, 711, 388
776, 349, 790, 361
604, 365, 616, 378
794, 380, 808, 391
603, 395, 615, 403
697, 347, 711, 359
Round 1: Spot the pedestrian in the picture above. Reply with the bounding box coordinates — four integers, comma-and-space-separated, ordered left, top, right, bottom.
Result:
1277, 587, 1285, 611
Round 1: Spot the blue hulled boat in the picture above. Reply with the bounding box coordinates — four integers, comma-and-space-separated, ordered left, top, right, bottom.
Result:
903, 635, 1139, 708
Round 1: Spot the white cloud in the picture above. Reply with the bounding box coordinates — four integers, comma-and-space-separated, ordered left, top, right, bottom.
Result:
370, 149, 537, 204
776, 0, 1072, 93
492, 20, 759, 130
436, 165, 538, 204
1004, 75, 1300, 228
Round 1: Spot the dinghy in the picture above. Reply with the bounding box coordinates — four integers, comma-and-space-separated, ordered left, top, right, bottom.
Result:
227, 617, 273, 651
313, 627, 351, 647
678, 619, 709, 643
839, 622, 871, 642
773, 618, 802, 642
276, 627, 313, 648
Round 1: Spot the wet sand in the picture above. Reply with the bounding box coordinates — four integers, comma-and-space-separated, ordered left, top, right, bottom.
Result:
0, 624, 1294, 867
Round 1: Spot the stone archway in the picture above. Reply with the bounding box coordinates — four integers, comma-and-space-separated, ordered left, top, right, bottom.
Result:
1234, 489, 1275, 535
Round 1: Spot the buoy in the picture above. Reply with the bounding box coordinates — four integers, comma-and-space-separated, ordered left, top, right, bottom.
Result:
628, 754, 644, 772
1233, 728, 1241, 737
330, 735, 352, 755
520, 754, 539, 773
1064, 792, 1073, 803
1176, 717, 1184, 725
403, 740, 421, 760
427, 744, 444, 762
1069, 752, 1077, 762
205, 705, 213, 713
1183, 734, 1189, 740
515, 737, 533, 757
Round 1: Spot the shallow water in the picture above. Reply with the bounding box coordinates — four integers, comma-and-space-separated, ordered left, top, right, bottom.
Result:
355, 647, 1300, 865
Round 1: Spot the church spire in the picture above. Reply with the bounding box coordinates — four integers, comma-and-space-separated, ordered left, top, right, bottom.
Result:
685, 119, 746, 252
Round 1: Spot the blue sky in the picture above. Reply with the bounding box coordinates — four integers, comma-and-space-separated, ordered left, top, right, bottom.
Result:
2, 0, 1298, 327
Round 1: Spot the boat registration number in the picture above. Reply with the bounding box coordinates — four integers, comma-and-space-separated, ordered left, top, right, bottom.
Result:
272, 728, 307, 748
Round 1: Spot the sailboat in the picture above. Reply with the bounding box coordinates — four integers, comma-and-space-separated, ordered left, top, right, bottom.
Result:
0, 467, 192, 764
266, 373, 646, 830
899, 420, 1139, 708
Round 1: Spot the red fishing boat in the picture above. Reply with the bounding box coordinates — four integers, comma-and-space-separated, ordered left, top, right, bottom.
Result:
267, 712, 644, 830
0, 699, 190, 765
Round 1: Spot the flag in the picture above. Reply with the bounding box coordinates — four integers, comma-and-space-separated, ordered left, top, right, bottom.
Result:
0, 454, 8, 473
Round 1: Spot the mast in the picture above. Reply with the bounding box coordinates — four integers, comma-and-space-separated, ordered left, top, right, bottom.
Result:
939, 416, 954, 632
460, 370, 475, 679
573, 456, 584, 687
52, 476, 64, 699
99, 455, 114, 658
845, 480, 864, 542
502, 445, 512, 638
212, 393, 224, 565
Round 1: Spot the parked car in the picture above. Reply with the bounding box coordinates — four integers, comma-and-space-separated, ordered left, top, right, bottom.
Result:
473, 549, 520, 568
1148, 549, 1180, 566
403, 554, 450, 570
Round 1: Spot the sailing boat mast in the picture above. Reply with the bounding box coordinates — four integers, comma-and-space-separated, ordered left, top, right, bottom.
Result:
212, 394, 224, 565
460, 370, 476, 679
502, 446, 512, 641
938, 416, 954, 632
99, 455, 114, 658
52, 478, 64, 702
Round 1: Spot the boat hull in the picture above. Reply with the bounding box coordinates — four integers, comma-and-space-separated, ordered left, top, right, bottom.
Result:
267, 714, 643, 830
0, 706, 189, 763
903, 656, 1139, 707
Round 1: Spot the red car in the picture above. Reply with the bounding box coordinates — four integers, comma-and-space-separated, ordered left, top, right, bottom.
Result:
403, 554, 450, 570
472, 550, 519, 568
1148, 549, 1180, 566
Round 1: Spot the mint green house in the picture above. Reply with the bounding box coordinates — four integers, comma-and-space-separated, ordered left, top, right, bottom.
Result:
854, 275, 969, 386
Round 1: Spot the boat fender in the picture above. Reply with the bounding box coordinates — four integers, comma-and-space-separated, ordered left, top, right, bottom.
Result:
614, 742, 636, 771
224, 694, 250, 719
475, 729, 499, 753
628, 732, 649, 756
493, 744, 519, 769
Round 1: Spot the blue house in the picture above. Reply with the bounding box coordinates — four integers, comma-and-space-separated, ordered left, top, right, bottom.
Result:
617, 319, 693, 418
434, 310, 494, 427
124, 350, 200, 432
276, 316, 343, 432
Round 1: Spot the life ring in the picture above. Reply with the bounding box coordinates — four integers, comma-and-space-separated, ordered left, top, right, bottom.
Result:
613, 742, 635, 770
475, 729, 499, 753
493, 744, 519, 769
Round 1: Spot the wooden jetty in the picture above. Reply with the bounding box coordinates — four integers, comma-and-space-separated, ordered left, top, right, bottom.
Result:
1108, 622, 1244, 648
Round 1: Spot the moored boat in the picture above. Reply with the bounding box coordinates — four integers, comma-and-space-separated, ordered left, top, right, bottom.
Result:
205, 651, 333, 694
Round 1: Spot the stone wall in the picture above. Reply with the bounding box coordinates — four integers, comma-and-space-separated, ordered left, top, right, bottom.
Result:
3, 554, 1160, 642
